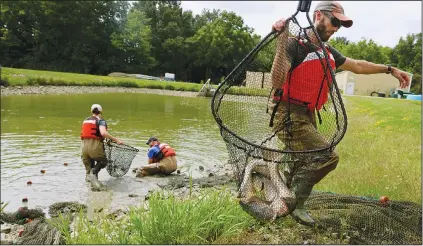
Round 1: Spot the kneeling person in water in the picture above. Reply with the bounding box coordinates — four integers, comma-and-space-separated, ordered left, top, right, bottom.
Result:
136, 137, 177, 177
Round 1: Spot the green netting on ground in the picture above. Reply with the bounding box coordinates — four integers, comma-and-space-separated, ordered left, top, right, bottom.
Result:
307, 191, 422, 245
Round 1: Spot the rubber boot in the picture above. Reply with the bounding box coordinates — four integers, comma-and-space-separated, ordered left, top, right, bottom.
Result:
89, 168, 103, 190
290, 196, 315, 226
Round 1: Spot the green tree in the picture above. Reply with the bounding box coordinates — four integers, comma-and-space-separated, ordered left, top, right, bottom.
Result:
392, 33, 422, 93
187, 10, 257, 82
111, 8, 155, 74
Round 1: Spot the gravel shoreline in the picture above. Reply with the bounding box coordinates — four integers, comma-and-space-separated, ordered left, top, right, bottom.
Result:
0, 85, 199, 97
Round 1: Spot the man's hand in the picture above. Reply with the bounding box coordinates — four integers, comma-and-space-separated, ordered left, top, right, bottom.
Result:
115, 139, 123, 145
392, 68, 411, 89
272, 18, 287, 32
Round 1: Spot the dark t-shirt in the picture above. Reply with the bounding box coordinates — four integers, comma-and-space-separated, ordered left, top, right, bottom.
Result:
284, 37, 346, 70
85, 116, 107, 129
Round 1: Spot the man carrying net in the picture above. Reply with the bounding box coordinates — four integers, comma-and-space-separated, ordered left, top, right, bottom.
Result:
243, 1, 411, 226
80, 104, 124, 190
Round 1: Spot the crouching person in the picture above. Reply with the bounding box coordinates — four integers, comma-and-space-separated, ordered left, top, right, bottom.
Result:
136, 137, 177, 178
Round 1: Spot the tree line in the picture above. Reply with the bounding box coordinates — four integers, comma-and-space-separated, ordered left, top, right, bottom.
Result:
1, 1, 421, 93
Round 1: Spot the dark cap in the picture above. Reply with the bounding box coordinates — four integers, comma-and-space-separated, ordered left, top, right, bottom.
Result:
146, 136, 159, 145
315, 1, 353, 28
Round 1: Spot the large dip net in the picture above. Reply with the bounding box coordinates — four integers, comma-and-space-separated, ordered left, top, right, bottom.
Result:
104, 139, 139, 177
211, 0, 421, 244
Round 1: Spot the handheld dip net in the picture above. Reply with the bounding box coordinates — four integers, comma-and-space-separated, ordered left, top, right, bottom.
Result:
104, 139, 139, 177
211, 0, 422, 244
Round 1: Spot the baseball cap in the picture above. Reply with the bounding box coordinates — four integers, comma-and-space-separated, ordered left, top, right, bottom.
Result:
315, 1, 353, 28
91, 104, 103, 112
146, 136, 159, 145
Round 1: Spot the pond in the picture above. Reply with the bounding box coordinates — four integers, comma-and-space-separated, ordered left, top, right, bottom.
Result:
0, 93, 229, 214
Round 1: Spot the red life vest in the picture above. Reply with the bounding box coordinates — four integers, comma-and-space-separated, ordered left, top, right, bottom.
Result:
80, 116, 105, 140
159, 143, 176, 158
152, 143, 176, 162
274, 42, 335, 111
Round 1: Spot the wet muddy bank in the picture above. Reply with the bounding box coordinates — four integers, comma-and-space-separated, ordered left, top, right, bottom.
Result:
0, 171, 238, 244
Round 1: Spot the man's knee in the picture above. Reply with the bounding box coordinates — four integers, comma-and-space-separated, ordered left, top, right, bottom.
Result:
97, 160, 108, 169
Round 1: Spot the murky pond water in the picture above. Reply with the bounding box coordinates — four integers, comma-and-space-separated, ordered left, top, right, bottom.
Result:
1, 93, 229, 214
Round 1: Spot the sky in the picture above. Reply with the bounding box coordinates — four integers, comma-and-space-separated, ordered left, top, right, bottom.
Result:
180, 1, 422, 48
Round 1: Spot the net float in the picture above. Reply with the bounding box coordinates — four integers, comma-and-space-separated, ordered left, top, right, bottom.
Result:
380, 196, 389, 203
40, 170, 45, 174
22, 197, 28, 202
27, 181, 32, 185
63, 162, 68, 166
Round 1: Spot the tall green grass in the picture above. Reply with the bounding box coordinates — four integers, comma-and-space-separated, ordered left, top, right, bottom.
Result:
57, 188, 254, 244
315, 96, 422, 203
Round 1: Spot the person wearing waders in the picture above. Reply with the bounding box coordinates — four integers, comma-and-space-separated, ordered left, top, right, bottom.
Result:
80, 104, 123, 189
258, 1, 411, 226
135, 137, 177, 177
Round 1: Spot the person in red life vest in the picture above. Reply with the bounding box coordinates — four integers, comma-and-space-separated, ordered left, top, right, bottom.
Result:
81, 104, 123, 189
135, 137, 177, 178
245, 1, 411, 226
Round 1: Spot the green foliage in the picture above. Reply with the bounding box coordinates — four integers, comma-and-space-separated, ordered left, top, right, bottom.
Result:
0, 77, 10, 87
1, 1, 421, 89
329, 35, 422, 93
58, 188, 253, 244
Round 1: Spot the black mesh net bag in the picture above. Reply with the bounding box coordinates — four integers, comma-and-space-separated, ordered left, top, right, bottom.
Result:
210, 0, 421, 244
104, 139, 139, 177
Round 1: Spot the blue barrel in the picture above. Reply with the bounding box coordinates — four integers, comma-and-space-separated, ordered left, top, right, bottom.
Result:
406, 94, 422, 101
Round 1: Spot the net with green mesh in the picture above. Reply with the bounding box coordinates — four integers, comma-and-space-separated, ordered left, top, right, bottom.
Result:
104, 139, 139, 177
211, 1, 421, 244
307, 191, 422, 244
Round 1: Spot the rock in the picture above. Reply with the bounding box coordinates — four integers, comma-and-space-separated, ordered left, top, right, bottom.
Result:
0, 225, 11, 234
176, 170, 181, 174
198, 166, 204, 171
128, 194, 139, 198
1, 232, 13, 245
208, 173, 214, 177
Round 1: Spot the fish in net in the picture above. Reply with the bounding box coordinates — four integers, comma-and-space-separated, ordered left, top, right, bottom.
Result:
212, 0, 347, 221
211, 0, 421, 244
104, 139, 139, 177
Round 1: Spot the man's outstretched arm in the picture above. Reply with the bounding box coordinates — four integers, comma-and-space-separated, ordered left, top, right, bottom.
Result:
339, 58, 411, 88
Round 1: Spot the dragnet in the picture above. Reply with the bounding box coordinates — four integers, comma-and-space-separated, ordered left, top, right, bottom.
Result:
211, 2, 421, 244
104, 139, 139, 177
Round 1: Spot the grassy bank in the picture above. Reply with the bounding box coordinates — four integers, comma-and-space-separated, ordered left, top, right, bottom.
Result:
1, 67, 269, 96
52, 188, 343, 245
316, 96, 421, 203
1, 67, 202, 92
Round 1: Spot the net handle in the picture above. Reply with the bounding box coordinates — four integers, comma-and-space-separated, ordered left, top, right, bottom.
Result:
297, 0, 312, 12
104, 139, 140, 152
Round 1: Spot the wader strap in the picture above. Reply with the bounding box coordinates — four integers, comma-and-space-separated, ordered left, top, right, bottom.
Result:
317, 110, 323, 125
269, 89, 283, 127
266, 88, 275, 113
